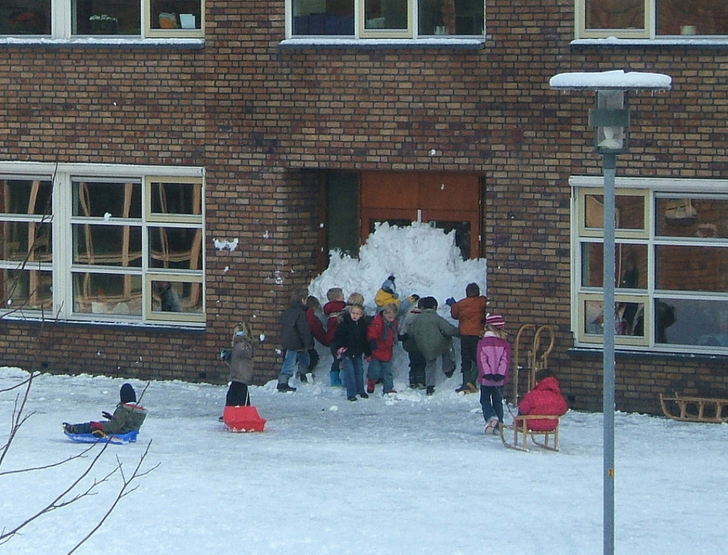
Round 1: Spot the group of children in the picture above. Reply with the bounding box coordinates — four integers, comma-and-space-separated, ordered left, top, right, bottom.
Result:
62, 279, 566, 439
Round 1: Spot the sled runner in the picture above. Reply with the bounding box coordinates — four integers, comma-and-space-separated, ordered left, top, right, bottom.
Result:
222, 405, 266, 432
64, 430, 139, 445
499, 415, 561, 452
659, 392, 728, 423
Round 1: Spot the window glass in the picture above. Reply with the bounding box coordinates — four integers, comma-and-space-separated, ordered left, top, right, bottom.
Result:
72, 0, 141, 35
418, 0, 484, 35
364, 0, 408, 30
584, 193, 645, 231
656, 245, 728, 293
655, 297, 728, 346
0, 178, 52, 215
73, 272, 143, 315
585, 0, 645, 30
150, 0, 202, 31
73, 181, 141, 218
152, 279, 203, 313
149, 227, 203, 270
293, 0, 355, 35
1, 222, 52, 261
581, 242, 647, 288
656, 197, 728, 238
2, 269, 53, 310
0, 0, 51, 35
73, 225, 142, 267
656, 0, 728, 36
150, 180, 202, 216
583, 298, 646, 337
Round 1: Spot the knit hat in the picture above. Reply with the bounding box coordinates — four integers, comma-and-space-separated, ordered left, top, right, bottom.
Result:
120, 383, 136, 404
381, 275, 396, 295
485, 314, 506, 329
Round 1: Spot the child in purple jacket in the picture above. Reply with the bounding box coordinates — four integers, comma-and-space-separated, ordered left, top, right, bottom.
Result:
476, 314, 511, 434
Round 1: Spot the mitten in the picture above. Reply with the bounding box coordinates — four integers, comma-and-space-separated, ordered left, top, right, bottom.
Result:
336, 347, 347, 359
445, 297, 456, 306
102, 411, 113, 420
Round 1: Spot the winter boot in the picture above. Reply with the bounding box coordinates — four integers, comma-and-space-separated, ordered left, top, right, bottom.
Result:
366, 379, 376, 394
277, 383, 297, 393
426, 386, 435, 396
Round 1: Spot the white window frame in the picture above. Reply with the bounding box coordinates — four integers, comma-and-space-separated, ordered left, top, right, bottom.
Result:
571, 176, 728, 354
0, 162, 205, 327
0, 0, 204, 40
284, 0, 486, 41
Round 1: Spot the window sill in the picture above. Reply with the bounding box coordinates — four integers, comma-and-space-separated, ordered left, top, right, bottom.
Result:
571, 37, 728, 49
279, 37, 485, 50
568, 347, 728, 362
0, 37, 205, 49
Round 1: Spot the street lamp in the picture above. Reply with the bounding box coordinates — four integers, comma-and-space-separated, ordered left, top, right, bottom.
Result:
549, 70, 671, 555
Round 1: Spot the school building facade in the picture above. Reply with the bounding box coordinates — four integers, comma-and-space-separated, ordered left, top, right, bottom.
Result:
1, 0, 728, 414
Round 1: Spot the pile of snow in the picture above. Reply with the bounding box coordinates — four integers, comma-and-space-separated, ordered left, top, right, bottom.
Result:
1, 368, 725, 554
309, 222, 486, 315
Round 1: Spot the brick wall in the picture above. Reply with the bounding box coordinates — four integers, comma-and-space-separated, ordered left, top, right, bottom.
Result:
1, 0, 728, 413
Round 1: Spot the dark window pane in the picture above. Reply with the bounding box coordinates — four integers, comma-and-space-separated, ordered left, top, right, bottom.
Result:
292, 0, 355, 35
657, 0, 728, 36
72, 0, 141, 35
656, 245, 728, 293
326, 173, 360, 258
73, 181, 141, 218
585, 0, 645, 30
2, 269, 52, 310
365, 0, 408, 30
73, 224, 142, 267
0, 179, 52, 215
150, 180, 202, 216
152, 280, 202, 313
1, 0, 51, 35
581, 242, 647, 288
0, 222, 52, 261
149, 227, 203, 270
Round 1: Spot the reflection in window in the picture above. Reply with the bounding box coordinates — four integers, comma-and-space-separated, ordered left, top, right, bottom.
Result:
2, 269, 53, 310
150, 180, 202, 216
656, 197, 728, 238
152, 280, 202, 313
654, 297, 728, 346
656, 0, 728, 36
584, 299, 645, 337
0, 179, 52, 215
418, 0, 484, 35
73, 181, 141, 218
73, 225, 142, 267
0, 0, 51, 35
365, 0, 408, 30
73, 272, 143, 315
293, 0, 355, 36
585, 0, 644, 30
150, 0, 202, 30
72, 0, 141, 35
584, 193, 645, 230
149, 227, 203, 270
581, 242, 647, 288
656, 245, 728, 293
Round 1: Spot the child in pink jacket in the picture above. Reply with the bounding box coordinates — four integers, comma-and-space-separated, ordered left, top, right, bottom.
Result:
476, 314, 511, 434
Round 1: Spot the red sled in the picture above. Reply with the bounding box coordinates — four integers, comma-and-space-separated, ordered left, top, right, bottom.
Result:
223, 405, 266, 432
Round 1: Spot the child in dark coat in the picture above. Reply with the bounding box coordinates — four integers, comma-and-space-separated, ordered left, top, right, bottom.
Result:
305, 295, 329, 378
277, 289, 314, 392
446, 282, 488, 393
331, 303, 371, 401
63, 383, 147, 438
323, 287, 347, 386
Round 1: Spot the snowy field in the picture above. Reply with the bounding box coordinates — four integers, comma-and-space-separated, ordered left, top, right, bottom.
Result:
1, 367, 726, 555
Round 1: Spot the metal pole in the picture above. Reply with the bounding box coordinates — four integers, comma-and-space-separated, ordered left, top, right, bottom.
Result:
602, 152, 616, 555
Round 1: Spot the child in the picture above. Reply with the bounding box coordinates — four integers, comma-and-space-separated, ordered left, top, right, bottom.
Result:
223, 322, 254, 407
374, 275, 418, 314
277, 289, 313, 392
366, 303, 399, 395
323, 287, 347, 386
63, 383, 147, 438
305, 295, 329, 379
476, 314, 511, 434
446, 282, 487, 394
409, 296, 459, 396
517, 368, 568, 431
399, 297, 426, 389
331, 302, 371, 401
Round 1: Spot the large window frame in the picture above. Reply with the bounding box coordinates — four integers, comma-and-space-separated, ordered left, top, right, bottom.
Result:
0, 0, 204, 39
576, 0, 728, 39
0, 162, 205, 327
286, 0, 486, 40
572, 176, 728, 354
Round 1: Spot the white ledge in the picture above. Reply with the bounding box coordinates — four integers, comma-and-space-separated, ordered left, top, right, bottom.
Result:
279, 37, 485, 49
0, 37, 205, 48
572, 37, 728, 48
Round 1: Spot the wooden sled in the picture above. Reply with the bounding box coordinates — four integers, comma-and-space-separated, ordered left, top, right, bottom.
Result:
500, 415, 561, 452
659, 392, 728, 423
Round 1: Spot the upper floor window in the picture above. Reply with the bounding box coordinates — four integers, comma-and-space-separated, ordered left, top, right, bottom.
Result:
0, 164, 205, 327
577, 0, 728, 39
0, 0, 204, 39
289, 0, 484, 39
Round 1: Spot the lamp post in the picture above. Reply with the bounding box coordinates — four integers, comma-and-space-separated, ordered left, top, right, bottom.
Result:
549, 70, 671, 555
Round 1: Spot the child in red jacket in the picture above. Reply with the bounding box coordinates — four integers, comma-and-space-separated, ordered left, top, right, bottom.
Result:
323, 287, 347, 386
366, 303, 399, 395
518, 368, 568, 431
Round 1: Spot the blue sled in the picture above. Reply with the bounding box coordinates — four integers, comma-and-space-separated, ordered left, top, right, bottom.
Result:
64, 430, 139, 445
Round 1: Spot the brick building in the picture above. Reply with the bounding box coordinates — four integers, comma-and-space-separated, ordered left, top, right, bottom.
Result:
2, 0, 728, 414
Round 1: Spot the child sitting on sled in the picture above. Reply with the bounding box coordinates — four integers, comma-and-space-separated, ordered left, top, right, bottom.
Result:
517, 368, 568, 431
63, 383, 147, 438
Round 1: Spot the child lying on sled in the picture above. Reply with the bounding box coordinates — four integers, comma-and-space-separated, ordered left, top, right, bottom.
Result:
63, 383, 147, 438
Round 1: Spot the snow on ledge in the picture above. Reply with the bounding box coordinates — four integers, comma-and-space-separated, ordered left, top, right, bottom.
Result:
0, 37, 204, 48
279, 37, 484, 49
550, 69, 672, 91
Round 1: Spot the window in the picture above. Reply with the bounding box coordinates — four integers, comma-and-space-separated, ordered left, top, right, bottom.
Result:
289, 0, 484, 39
0, 0, 204, 39
0, 165, 205, 326
573, 179, 728, 353
577, 0, 728, 39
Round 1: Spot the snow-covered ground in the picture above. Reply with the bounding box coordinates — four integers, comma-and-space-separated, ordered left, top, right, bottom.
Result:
2, 224, 725, 554
1, 367, 726, 555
